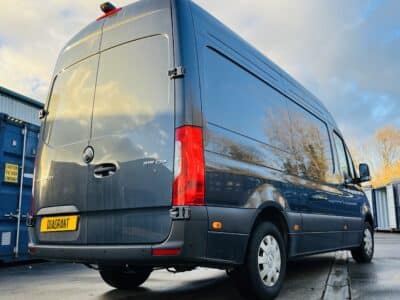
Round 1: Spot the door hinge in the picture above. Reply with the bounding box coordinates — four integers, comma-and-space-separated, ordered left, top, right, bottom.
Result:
170, 206, 191, 220
26, 214, 36, 227
39, 109, 48, 119
168, 66, 185, 79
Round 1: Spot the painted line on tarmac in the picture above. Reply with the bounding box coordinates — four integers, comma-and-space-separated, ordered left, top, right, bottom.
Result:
322, 251, 351, 300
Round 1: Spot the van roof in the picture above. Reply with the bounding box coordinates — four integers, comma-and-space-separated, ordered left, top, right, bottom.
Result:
54, 0, 338, 129
53, 0, 170, 76
189, 1, 337, 128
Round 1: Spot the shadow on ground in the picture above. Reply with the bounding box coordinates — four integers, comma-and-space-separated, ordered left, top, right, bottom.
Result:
98, 255, 334, 300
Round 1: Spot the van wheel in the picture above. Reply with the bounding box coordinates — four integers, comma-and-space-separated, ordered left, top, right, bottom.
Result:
231, 222, 287, 300
99, 266, 152, 290
351, 222, 374, 263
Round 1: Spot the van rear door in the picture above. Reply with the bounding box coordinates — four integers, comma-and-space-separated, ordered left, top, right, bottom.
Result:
86, 35, 175, 244
36, 1, 175, 246
37, 55, 99, 245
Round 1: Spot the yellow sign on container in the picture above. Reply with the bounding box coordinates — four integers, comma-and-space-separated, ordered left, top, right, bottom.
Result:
4, 163, 19, 183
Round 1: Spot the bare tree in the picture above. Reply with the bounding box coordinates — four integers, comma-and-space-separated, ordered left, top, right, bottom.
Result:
375, 127, 400, 168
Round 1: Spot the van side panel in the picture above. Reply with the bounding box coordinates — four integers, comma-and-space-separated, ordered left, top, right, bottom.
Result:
190, 11, 305, 260
189, 1, 363, 260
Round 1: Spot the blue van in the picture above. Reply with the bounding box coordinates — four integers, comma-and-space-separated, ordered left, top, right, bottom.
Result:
28, 1, 374, 299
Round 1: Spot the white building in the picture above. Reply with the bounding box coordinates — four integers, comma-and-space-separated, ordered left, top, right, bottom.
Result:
0, 86, 43, 125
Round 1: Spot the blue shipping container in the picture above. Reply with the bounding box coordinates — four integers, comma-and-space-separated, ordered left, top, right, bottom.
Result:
0, 113, 40, 262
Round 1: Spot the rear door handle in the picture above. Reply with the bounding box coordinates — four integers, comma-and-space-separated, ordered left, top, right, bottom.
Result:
311, 194, 328, 201
94, 163, 117, 178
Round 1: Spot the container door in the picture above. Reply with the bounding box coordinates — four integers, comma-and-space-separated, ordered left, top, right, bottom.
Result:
86, 35, 175, 244
0, 116, 38, 261
0, 118, 25, 261
375, 188, 389, 229
394, 184, 400, 230
34, 55, 99, 245
16, 126, 39, 258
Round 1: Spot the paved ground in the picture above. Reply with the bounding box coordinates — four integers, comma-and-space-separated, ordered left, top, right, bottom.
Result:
0, 233, 398, 300
349, 233, 400, 300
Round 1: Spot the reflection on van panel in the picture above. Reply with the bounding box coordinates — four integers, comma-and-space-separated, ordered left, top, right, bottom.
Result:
29, 1, 374, 299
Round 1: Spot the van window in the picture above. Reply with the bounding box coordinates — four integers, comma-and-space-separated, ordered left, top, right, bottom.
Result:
333, 132, 351, 179
202, 47, 292, 152
91, 35, 171, 138
287, 101, 334, 182
44, 56, 98, 147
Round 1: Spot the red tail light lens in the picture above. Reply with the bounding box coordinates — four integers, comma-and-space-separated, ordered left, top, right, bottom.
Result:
172, 126, 205, 206
151, 248, 181, 256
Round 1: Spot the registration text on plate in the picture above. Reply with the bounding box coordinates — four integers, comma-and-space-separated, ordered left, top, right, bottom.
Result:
40, 215, 79, 232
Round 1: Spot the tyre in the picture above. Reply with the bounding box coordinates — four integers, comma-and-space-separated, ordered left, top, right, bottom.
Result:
231, 222, 287, 300
99, 266, 152, 290
351, 222, 374, 263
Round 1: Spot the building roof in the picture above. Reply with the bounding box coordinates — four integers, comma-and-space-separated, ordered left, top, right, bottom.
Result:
0, 86, 44, 109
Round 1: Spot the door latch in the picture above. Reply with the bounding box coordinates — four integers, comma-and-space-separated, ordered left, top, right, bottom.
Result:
168, 66, 185, 79
93, 163, 117, 178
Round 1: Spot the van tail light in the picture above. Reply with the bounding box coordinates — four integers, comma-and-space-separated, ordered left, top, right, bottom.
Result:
172, 126, 205, 206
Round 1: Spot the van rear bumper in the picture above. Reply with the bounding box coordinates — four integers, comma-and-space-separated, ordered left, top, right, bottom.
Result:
28, 207, 239, 267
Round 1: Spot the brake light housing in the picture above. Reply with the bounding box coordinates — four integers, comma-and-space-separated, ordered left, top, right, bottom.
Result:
97, 2, 122, 21
172, 126, 205, 206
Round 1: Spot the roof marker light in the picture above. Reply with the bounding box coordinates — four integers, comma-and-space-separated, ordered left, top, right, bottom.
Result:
97, 2, 122, 21
100, 2, 116, 13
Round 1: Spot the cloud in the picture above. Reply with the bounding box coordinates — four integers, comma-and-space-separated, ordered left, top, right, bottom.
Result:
0, 0, 132, 101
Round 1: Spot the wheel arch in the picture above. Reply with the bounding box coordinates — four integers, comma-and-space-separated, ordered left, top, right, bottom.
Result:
247, 202, 291, 256
364, 213, 374, 229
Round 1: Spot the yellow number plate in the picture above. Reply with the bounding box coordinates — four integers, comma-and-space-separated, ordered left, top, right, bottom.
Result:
40, 215, 79, 232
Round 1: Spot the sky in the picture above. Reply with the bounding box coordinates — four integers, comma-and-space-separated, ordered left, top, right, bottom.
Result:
0, 0, 399, 150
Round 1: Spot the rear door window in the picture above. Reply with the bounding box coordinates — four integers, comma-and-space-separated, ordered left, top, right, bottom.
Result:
43, 56, 98, 147
91, 35, 171, 138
